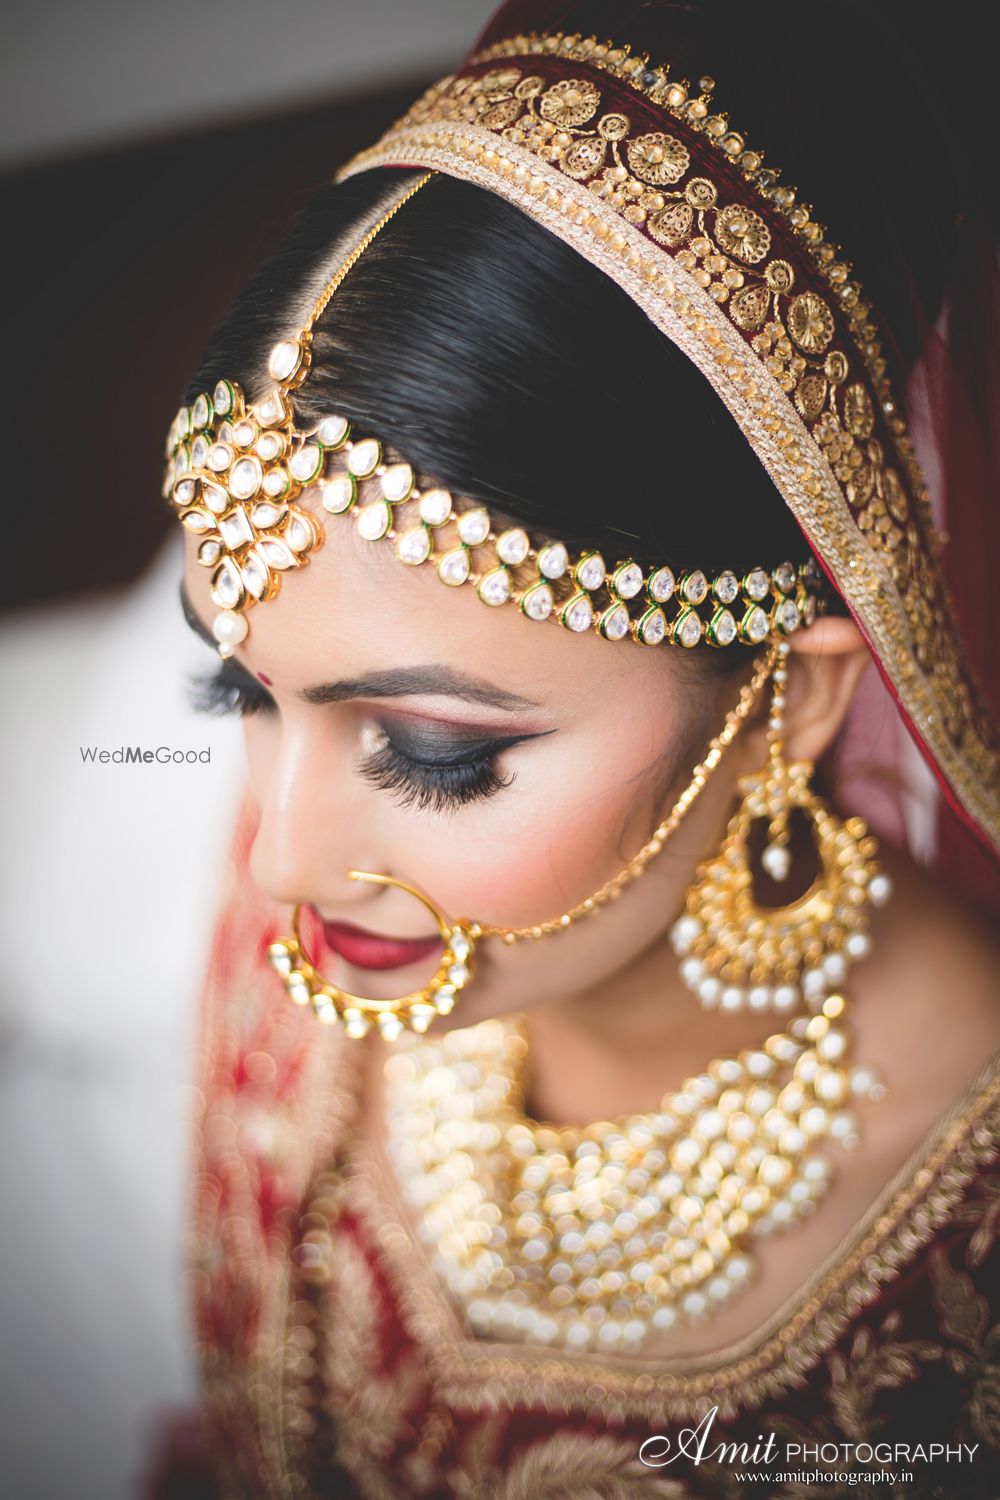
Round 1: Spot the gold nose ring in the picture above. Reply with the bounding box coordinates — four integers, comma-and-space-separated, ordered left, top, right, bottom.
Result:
267, 869, 479, 1040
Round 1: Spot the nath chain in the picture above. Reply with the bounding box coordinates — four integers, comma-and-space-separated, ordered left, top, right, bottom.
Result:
476, 641, 780, 944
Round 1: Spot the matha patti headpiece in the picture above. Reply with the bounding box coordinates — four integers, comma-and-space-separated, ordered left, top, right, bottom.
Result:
164, 171, 828, 660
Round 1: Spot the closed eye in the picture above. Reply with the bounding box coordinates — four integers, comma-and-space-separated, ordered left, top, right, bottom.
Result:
188, 660, 275, 717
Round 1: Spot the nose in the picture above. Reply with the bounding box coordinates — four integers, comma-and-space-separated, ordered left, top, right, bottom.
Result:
248, 716, 380, 911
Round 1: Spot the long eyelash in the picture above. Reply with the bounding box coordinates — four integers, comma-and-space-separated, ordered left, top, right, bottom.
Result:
358, 738, 514, 813
187, 665, 275, 718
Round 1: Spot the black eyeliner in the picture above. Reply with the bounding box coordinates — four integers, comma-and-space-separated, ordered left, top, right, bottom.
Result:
375, 718, 541, 767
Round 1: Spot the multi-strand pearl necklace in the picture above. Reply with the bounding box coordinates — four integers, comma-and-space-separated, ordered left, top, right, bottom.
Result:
382, 1002, 885, 1355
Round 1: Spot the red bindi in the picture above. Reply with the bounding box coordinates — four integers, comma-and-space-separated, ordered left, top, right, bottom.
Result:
258, 672, 273, 686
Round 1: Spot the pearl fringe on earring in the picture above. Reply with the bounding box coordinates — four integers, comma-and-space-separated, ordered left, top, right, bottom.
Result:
670, 640, 893, 1015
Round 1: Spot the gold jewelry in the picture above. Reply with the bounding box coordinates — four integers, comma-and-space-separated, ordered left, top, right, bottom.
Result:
164, 188, 828, 660
268, 645, 779, 1038
382, 999, 886, 1352
670, 639, 893, 1014
267, 870, 478, 1042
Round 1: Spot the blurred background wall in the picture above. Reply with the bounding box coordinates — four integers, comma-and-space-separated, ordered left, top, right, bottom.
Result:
2, 0, 498, 614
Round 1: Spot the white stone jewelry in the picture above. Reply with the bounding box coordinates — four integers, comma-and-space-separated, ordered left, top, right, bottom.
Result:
382, 1002, 886, 1354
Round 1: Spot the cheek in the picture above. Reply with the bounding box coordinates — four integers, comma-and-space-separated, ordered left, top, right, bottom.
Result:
405, 740, 665, 929
241, 715, 281, 793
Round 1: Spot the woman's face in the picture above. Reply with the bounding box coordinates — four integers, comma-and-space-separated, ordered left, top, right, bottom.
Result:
182, 510, 759, 1030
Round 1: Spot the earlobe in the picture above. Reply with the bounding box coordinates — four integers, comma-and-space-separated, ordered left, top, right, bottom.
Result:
781, 615, 872, 764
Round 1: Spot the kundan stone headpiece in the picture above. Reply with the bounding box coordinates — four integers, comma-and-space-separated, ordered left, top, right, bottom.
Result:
165, 170, 826, 660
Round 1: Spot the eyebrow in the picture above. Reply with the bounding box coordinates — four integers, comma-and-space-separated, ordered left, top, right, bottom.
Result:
179, 581, 541, 712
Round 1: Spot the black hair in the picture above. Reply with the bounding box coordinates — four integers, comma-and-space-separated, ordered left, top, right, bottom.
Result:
184, 1, 978, 686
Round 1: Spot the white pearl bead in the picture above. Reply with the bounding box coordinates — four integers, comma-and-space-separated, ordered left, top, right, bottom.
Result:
720, 986, 745, 1012
844, 930, 872, 960
682, 1291, 708, 1319
817, 1030, 847, 1062
868, 873, 893, 906
680, 957, 705, 986
830, 1110, 859, 1144
774, 984, 799, 1011
749, 986, 773, 1010
850, 1066, 878, 1096
694, 1109, 725, 1141
698, 977, 722, 1008
795, 1054, 818, 1083
815, 1070, 847, 1104
760, 1155, 790, 1188
779, 1085, 806, 1117
212, 610, 248, 645
822, 952, 847, 983
747, 1086, 776, 1116
671, 915, 703, 953
803, 967, 828, 1000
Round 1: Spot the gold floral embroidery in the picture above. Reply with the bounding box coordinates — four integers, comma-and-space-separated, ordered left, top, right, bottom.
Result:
298, 1172, 434, 1495
475, 1431, 690, 1499
955, 1179, 1000, 1268
825, 1312, 942, 1440
399, 65, 904, 589
929, 1246, 1000, 1450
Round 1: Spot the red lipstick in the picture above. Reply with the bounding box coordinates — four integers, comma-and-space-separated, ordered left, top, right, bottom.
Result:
319, 919, 443, 972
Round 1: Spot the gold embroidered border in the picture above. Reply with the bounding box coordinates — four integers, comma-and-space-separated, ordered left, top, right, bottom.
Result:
338, 123, 1000, 855
327, 1047, 1000, 1425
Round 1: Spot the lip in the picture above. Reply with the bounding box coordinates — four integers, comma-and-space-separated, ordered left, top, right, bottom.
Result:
319, 918, 443, 972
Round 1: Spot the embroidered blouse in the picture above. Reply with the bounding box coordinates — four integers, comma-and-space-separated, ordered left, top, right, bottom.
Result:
168, 806, 1000, 1500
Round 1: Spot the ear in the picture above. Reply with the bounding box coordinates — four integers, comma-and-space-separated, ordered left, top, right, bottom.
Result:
738, 615, 872, 768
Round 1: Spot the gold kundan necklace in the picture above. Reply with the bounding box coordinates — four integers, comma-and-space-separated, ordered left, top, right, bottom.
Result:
382, 1002, 885, 1354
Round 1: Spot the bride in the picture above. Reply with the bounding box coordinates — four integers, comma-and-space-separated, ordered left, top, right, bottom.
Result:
159, 1, 1000, 1495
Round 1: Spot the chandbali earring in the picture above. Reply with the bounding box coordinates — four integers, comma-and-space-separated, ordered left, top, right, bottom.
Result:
266, 646, 782, 1040
669, 638, 893, 1015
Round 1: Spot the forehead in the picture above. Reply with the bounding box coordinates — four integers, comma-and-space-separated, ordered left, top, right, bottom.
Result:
181, 499, 681, 718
